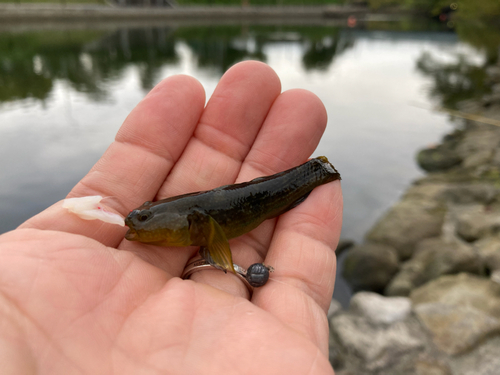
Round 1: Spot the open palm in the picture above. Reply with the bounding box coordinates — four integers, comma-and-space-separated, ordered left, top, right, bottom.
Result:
0, 61, 342, 374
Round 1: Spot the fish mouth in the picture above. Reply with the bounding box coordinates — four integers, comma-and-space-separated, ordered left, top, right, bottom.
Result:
125, 229, 138, 241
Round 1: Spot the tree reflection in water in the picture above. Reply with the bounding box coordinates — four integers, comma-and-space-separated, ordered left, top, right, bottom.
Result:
0, 25, 355, 104
416, 21, 500, 110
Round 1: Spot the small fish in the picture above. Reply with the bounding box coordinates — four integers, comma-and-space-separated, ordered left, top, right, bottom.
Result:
125, 156, 341, 274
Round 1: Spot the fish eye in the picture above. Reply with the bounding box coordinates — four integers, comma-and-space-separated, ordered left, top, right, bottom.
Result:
137, 211, 151, 222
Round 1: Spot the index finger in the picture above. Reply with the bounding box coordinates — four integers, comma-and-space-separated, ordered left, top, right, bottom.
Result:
20, 75, 206, 247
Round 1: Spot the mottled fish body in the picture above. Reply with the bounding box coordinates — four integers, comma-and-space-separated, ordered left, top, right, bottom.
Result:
125, 156, 340, 273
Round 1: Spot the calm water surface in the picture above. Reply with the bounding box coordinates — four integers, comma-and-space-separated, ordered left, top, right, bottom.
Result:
0, 22, 488, 304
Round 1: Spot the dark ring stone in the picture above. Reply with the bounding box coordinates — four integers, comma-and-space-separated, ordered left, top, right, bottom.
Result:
246, 263, 270, 287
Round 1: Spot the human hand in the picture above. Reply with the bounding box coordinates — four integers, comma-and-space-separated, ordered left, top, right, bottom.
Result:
1, 61, 342, 374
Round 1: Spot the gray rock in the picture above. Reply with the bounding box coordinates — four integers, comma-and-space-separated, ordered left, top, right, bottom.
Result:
491, 148, 500, 168
486, 65, 500, 81
440, 183, 499, 204
491, 269, 500, 284
335, 239, 354, 256
474, 236, 500, 272
403, 183, 450, 202
385, 237, 482, 296
478, 104, 500, 123
328, 300, 346, 370
414, 361, 453, 375
410, 274, 500, 356
449, 335, 500, 375
330, 313, 425, 372
417, 146, 462, 172
492, 82, 500, 95
404, 182, 499, 205
462, 149, 493, 169
482, 93, 500, 107
328, 340, 345, 373
414, 302, 500, 355
349, 292, 412, 325
328, 299, 343, 320
366, 199, 446, 260
455, 129, 500, 161
410, 273, 500, 319
342, 243, 399, 293
385, 276, 415, 297
454, 204, 500, 242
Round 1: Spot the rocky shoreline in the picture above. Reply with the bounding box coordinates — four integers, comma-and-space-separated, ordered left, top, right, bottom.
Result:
329, 64, 500, 374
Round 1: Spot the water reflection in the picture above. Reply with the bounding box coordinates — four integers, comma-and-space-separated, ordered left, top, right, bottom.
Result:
0, 25, 356, 103
1, 30, 105, 102
0, 28, 177, 102
302, 30, 354, 71
417, 51, 490, 109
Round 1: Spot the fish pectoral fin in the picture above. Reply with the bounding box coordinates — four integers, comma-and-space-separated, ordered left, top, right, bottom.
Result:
288, 191, 311, 210
205, 215, 235, 274
269, 191, 312, 219
190, 210, 235, 274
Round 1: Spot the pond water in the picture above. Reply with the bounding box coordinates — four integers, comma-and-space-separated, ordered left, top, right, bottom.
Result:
0, 20, 492, 304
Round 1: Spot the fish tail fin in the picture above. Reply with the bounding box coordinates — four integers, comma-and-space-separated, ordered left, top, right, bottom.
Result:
316, 156, 341, 182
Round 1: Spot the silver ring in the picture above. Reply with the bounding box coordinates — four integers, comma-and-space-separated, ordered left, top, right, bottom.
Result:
181, 257, 254, 296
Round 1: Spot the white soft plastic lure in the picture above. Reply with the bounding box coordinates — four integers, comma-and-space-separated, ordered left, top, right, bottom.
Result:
62, 195, 125, 226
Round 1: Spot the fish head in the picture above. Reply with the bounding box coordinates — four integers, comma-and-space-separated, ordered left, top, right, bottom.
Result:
125, 207, 191, 246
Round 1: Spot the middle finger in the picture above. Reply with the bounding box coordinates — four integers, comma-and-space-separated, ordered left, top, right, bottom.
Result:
121, 61, 282, 284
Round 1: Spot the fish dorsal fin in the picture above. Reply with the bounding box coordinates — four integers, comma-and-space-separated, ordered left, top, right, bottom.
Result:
189, 210, 235, 274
